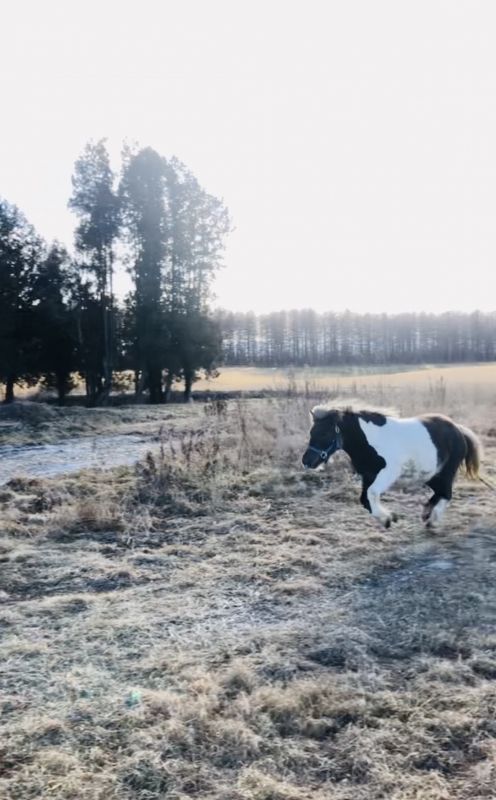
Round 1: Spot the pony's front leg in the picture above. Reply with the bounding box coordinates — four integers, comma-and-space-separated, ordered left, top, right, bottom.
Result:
367, 468, 400, 528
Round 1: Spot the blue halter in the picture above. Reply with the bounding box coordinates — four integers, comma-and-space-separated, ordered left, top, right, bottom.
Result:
307, 427, 342, 461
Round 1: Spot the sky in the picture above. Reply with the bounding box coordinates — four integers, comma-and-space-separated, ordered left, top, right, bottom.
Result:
1, 0, 495, 315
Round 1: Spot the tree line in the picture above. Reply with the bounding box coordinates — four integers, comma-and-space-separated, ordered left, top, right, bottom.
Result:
215, 309, 496, 366
0, 140, 230, 404
2, 140, 495, 406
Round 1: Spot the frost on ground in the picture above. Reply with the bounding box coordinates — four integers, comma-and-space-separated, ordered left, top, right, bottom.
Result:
1, 383, 496, 800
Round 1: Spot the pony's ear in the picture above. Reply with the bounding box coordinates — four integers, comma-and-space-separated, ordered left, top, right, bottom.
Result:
309, 409, 315, 422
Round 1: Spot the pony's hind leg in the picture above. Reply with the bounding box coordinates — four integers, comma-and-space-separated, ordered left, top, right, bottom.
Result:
423, 472, 455, 528
423, 428, 467, 528
367, 466, 400, 528
429, 498, 448, 526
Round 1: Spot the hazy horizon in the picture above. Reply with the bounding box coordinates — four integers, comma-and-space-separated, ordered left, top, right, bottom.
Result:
2, 0, 495, 316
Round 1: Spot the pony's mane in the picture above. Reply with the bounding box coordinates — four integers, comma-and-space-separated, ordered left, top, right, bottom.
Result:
311, 401, 400, 420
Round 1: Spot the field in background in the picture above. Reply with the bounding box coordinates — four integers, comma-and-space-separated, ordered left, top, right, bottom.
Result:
7, 362, 496, 404
2, 370, 496, 798
194, 363, 427, 391
194, 362, 496, 393
2, 364, 495, 450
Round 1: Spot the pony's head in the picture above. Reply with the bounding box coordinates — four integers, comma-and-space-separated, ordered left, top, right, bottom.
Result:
301, 406, 343, 469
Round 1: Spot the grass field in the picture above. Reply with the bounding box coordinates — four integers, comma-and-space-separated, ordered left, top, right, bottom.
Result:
2, 366, 496, 799
194, 363, 496, 395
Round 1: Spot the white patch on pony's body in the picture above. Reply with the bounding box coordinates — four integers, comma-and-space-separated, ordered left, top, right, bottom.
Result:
359, 416, 439, 525
359, 416, 438, 480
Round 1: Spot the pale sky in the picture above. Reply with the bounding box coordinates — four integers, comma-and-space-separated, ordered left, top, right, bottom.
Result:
1, 0, 495, 314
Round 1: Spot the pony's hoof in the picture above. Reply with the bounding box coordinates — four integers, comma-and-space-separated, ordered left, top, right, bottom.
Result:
383, 512, 398, 529
421, 505, 431, 522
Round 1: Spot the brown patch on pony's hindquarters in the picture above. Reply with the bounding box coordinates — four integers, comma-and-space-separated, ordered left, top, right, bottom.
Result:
421, 415, 483, 484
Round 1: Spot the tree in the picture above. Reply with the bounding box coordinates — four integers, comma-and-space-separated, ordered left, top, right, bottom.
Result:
119, 146, 169, 403
0, 199, 42, 402
168, 314, 222, 401
68, 139, 120, 405
161, 157, 230, 395
120, 146, 231, 402
164, 157, 230, 314
31, 243, 78, 405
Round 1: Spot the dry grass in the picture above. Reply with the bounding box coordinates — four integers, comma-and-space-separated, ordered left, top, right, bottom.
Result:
1, 374, 496, 799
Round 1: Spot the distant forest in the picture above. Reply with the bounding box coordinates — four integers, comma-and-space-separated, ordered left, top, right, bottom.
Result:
215, 309, 496, 367
1, 139, 495, 406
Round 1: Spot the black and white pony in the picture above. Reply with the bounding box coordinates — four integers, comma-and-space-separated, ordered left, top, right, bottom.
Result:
302, 405, 483, 528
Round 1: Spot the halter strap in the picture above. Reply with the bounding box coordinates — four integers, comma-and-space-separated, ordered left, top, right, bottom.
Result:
306, 443, 337, 459
307, 427, 342, 461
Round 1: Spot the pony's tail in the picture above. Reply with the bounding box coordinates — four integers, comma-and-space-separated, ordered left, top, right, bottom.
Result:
457, 424, 483, 479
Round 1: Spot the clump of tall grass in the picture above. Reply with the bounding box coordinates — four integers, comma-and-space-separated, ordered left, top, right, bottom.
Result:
132, 395, 319, 514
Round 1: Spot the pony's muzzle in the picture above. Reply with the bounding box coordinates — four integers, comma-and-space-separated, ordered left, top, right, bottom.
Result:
301, 449, 322, 470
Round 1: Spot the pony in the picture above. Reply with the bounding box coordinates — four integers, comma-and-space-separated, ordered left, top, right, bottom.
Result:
301, 405, 483, 528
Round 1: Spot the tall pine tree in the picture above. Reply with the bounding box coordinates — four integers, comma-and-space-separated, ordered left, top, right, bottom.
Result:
68, 139, 120, 405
